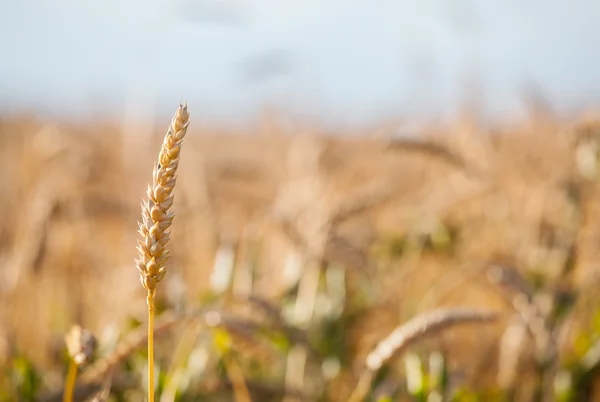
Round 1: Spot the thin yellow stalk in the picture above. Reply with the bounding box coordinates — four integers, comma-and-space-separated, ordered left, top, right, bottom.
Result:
148, 290, 156, 402
63, 359, 77, 402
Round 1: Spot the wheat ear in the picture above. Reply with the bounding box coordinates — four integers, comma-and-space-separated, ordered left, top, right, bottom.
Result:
135, 103, 190, 402
348, 307, 497, 402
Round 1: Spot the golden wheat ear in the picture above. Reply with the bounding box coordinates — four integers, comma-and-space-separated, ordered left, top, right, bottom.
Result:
348, 307, 497, 402
136, 103, 190, 294
136, 103, 190, 402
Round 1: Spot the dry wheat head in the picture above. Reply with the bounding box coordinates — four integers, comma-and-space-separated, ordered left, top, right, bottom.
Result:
65, 325, 97, 367
135, 104, 190, 295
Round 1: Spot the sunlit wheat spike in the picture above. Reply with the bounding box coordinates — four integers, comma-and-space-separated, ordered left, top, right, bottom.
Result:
348, 307, 497, 402
136, 103, 190, 292
364, 307, 497, 372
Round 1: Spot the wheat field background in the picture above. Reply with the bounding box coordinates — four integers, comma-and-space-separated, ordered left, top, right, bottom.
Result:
1, 108, 600, 401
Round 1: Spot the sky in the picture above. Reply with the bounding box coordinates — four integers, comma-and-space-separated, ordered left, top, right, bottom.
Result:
2, 0, 600, 125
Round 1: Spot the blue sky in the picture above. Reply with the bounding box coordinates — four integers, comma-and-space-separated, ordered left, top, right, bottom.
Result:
2, 0, 600, 125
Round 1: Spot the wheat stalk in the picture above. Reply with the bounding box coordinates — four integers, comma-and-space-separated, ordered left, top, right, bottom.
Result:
135, 103, 190, 402
63, 325, 97, 402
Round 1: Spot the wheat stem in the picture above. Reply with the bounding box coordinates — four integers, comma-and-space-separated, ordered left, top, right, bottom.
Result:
223, 353, 252, 402
148, 290, 156, 402
63, 359, 77, 402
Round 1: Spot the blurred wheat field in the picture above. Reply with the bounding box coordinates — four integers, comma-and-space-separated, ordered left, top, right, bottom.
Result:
2, 111, 600, 401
